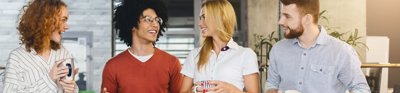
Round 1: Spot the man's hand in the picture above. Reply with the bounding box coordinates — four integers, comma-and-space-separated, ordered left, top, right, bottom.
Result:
102, 88, 109, 93
266, 89, 278, 93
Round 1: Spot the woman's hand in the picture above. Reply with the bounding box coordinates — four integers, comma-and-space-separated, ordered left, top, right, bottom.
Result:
59, 79, 76, 93
59, 68, 79, 93
192, 81, 206, 93
49, 60, 68, 83
207, 80, 241, 93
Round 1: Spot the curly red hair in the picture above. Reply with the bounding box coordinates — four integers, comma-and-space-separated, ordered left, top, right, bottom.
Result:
17, 0, 67, 54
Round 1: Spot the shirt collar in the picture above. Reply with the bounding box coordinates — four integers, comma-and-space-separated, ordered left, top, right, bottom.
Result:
315, 26, 329, 45
21, 44, 56, 55
21, 44, 38, 55
291, 25, 329, 46
210, 38, 240, 53
226, 38, 240, 50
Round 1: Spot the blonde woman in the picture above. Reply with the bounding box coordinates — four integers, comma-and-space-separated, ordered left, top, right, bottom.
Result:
180, 0, 259, 93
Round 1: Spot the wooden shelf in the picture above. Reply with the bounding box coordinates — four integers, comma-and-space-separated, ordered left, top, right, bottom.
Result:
361, 63, 400, 68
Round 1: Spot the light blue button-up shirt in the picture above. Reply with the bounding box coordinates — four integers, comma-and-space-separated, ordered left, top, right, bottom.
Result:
266, 26, 370, 93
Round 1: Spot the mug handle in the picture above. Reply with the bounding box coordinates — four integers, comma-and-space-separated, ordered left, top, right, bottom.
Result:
193, 85, 201, 93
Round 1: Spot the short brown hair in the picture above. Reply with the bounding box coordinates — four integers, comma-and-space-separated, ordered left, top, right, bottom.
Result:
17, 0, 67, 54
280, 0, 319, 23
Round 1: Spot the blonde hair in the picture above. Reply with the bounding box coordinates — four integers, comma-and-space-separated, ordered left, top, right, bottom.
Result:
197, 0, 237, 72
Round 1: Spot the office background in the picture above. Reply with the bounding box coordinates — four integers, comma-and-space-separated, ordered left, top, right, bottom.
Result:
0, 0, 399, 92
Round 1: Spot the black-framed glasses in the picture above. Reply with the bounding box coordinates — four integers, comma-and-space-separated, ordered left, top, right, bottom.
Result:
141, 16, 163, 25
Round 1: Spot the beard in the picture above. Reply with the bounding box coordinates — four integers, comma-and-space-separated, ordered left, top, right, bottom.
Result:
283, 24, 304, 39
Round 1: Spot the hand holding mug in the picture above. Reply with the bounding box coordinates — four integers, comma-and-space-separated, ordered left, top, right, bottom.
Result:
49, 59, 68, 83
192, 80, 216, 93
207, 80, 241, 93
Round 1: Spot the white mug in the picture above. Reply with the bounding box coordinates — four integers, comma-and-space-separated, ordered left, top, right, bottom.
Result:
193, 80, 215, 93
61, 58, 75, 81
278, 90, 301, 93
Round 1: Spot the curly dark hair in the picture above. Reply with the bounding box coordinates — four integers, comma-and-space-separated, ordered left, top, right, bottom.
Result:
17, 0, 67, 54
113, 0, 168, 47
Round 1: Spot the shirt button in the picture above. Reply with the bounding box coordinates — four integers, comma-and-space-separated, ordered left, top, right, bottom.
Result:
320, 69, 323, 72
299, 82, 302, 85
301, 67, 304, 70
303, 53, 306, 56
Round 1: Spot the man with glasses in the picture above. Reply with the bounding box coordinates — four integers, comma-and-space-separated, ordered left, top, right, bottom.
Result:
101, 0, 182, 93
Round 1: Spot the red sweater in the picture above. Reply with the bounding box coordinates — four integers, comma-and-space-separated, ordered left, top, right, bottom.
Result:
101, 48, 182, 93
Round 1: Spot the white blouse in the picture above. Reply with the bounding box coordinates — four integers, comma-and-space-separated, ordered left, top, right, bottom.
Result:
3, 45, 74, 93
181, 39, 259, 91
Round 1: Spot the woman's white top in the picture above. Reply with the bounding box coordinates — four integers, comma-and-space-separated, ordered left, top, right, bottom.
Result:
3, 45, 74, 93
181, 39, 259, 90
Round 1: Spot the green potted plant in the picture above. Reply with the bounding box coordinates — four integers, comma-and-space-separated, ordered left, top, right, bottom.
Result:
320, 10, 369, 55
